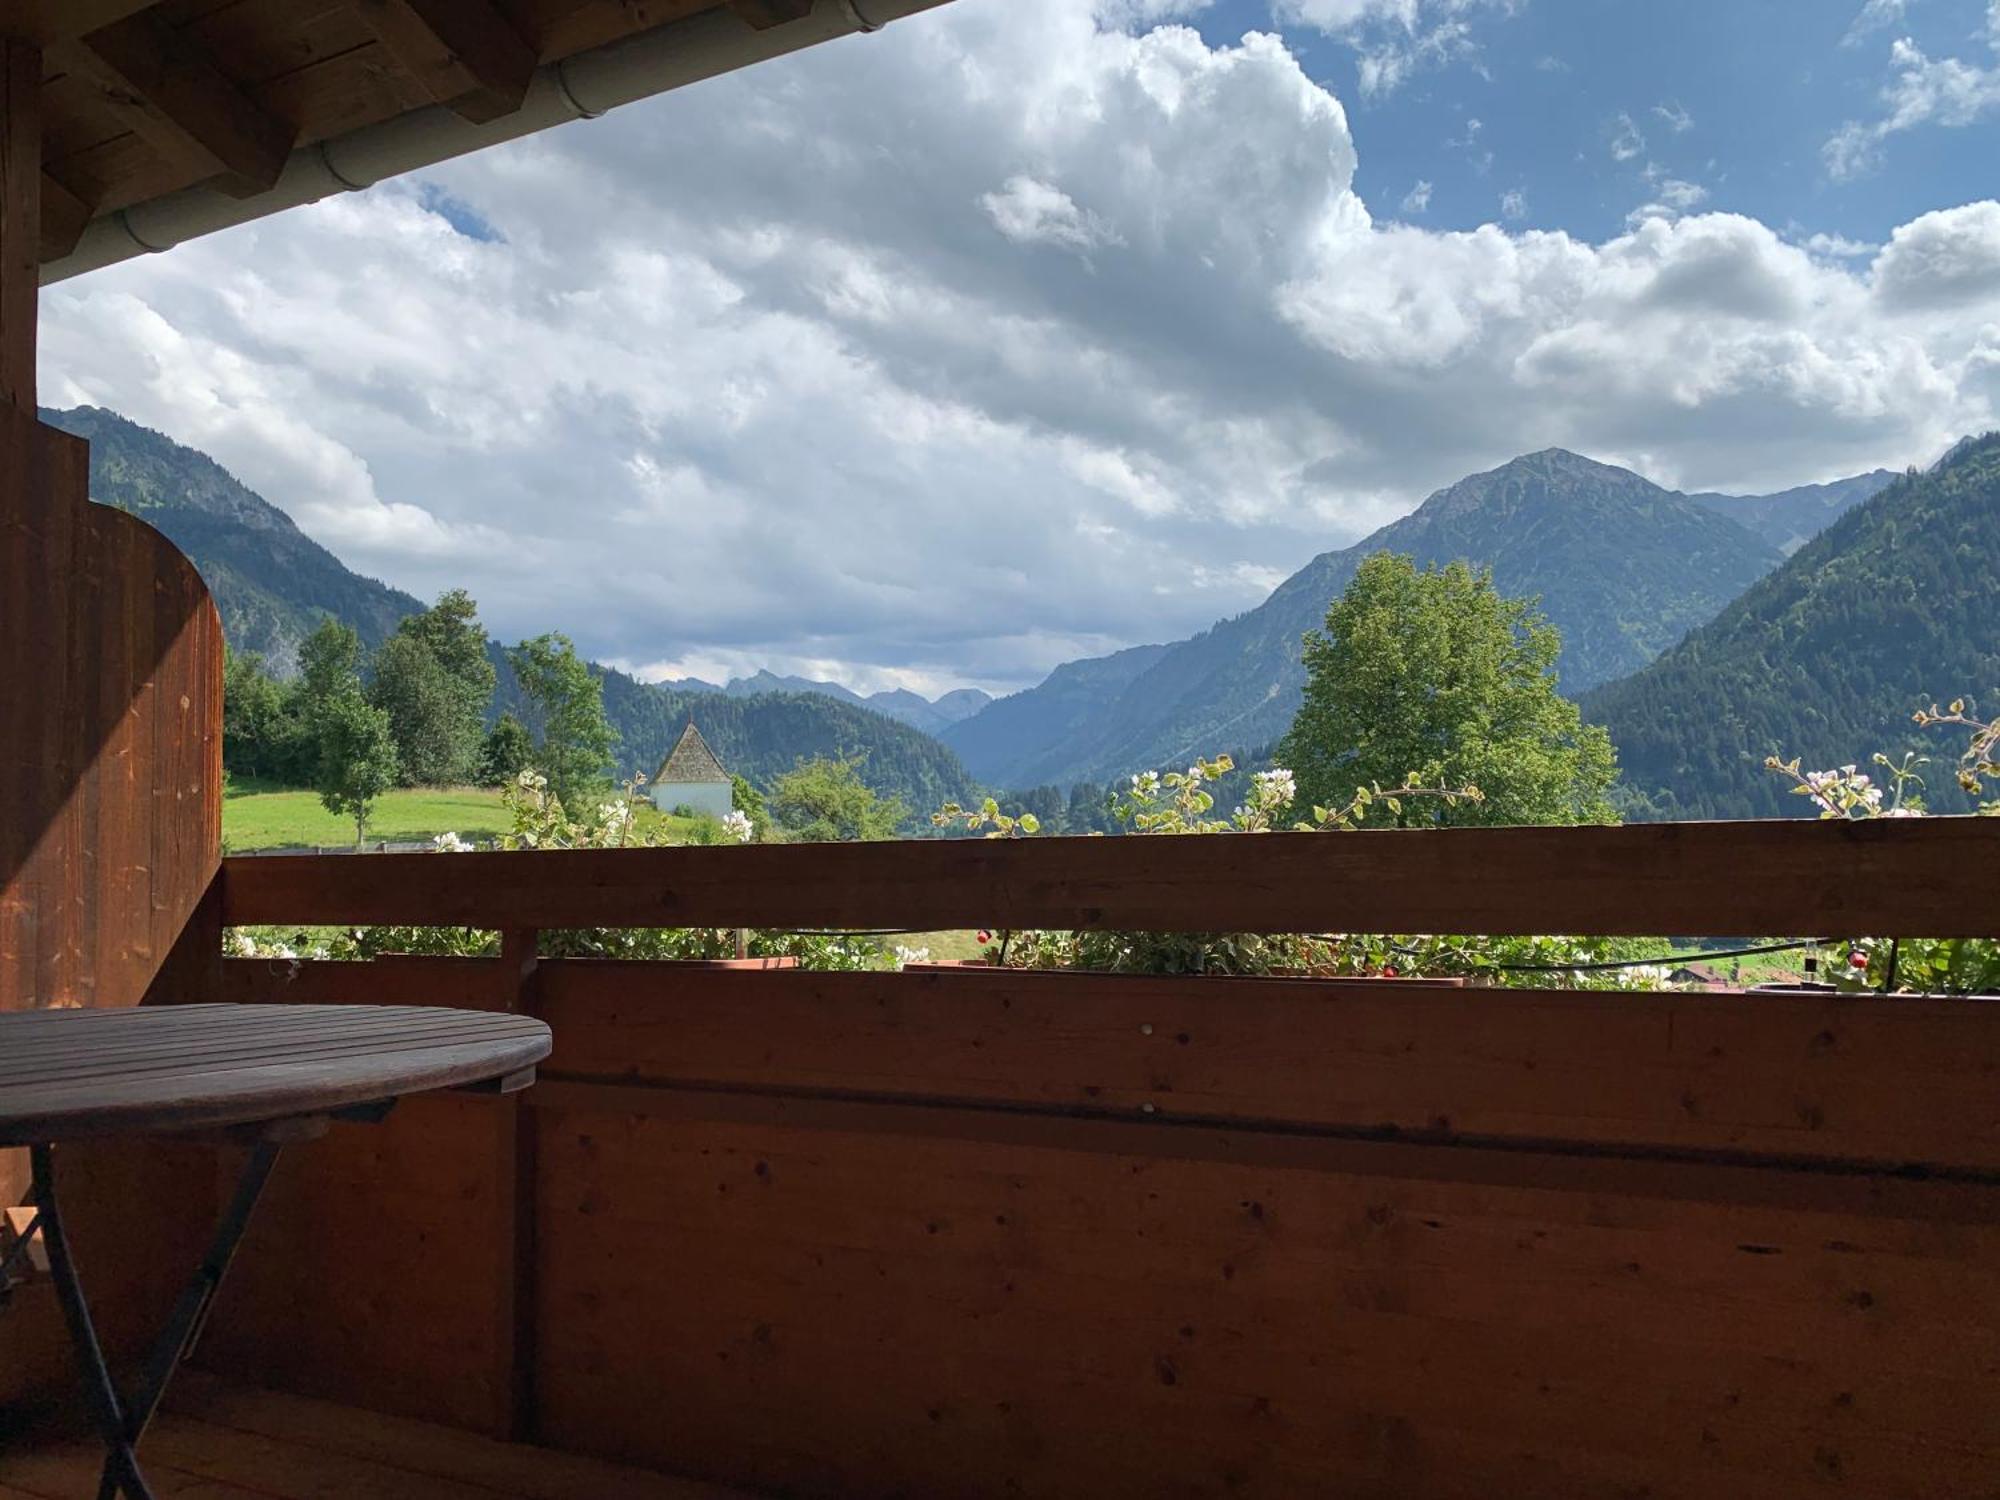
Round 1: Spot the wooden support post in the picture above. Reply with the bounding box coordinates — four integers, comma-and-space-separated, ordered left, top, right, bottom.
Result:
493, 926, 540, 1442
0, 37, 40, 413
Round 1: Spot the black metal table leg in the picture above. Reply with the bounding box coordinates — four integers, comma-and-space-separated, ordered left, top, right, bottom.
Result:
29, 1145, 155, 1500
30, 1139, 283, 1500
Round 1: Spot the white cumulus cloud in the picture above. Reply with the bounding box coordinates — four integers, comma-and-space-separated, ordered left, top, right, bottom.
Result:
1827, 31, 2000, 178
37, 0, 2000, 695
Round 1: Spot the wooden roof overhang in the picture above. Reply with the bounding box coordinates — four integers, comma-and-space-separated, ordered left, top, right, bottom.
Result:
2, 0, 947, 291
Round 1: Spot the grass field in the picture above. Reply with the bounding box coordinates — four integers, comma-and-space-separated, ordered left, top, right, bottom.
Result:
223, 783, 703, 852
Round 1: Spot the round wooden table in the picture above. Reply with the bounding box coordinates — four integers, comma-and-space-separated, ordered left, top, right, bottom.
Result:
0, 1004, 551, 1500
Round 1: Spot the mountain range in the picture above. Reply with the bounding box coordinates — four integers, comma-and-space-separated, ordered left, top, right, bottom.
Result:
655, 669, 991, 736
1584, 434, 2000, 818
43, 406, 423, 671
49, 405, 978, 818
59, 401, 1983, 826
942, 450, 1898, 790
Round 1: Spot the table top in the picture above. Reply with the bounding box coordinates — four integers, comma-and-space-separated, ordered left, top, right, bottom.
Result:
0, 1004, 551, 1146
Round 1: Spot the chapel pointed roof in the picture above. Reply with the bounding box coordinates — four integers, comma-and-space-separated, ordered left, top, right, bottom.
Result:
653, 720, 730, 785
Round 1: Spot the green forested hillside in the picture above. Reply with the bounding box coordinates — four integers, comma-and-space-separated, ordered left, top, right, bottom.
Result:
939, 643, 1169, 784
53, 405, 977, 822
493, 656, 978, 820
1585, 436, 2000, 819
44, 406, 422, 669
949, 449, 1789, 789
1689, 470, 1895, 555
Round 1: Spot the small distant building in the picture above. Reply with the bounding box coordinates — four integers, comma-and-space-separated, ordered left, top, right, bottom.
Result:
648, 720, 734, 819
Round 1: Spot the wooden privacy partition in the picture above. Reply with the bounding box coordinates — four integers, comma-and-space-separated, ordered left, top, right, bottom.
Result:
197, 823, 2000, 1499
0, 408, 224, 1214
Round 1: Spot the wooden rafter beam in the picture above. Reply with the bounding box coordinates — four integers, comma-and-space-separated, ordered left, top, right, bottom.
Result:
353, 0, 538, 126
52, 12, 294, 199
0, 2, 157, 46
38, 167, 90, 261
726, 0, 816, 28
0, 38, 36, 410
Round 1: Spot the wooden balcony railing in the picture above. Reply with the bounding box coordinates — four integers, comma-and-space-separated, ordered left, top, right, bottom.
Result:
220, 815, 1997, 934
186, 817, 2000, 1499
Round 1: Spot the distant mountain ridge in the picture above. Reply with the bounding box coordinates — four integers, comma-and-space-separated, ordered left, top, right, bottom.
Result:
43, 405, 422, 672
658, 668, 992, 735
50, 405, 977, 818
1688, 470, 1900, 555
1584, 436, 1999, 819
945, 450, 1896, 790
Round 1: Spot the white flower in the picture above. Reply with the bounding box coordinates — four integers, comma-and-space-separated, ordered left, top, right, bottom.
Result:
892, 944, 932, 969
721, 810, 755, 843
1253, 767, 1298, 807
1883, 806, 1924, 817
432, 831, 472, 854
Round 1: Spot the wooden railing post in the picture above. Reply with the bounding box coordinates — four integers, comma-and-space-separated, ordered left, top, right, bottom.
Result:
494, 926, 539, 1442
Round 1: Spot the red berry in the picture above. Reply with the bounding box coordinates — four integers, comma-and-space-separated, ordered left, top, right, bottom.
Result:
1848, 950, 1870, 970
1380, 965, 1398, 979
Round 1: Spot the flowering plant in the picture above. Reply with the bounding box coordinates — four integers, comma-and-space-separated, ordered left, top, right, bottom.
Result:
940, 755, 1635, 985
229, 767, 892, 970
1765, 699, 1999, 994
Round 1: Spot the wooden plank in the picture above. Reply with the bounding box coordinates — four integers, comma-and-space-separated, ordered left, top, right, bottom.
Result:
53, 12, 294, 196
0, 3, 158, 47
222, 952, 505, 1009
528, 1107, 2000, 1500
524, 963, 2000, 1174
495, 926, 539, 1442
36, 167, 86, 260
352, 0, 537, 124
166, 1356, 747, 1497
220, 816, 2000, 938
528, 1077, 2000, 1221
198, 1096, 516, 1437
0, 38, 36, 410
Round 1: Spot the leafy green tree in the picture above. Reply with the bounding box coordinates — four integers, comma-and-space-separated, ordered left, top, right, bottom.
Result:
296, 617, 363, 721
730, 773, 774, 842
1065, 781, 1116, 834
314, 691, 400, 847
478, 712, 536, 786
1278, 553, 1618, 827
368, 633, 460, 786
770, 755, 906, 842
222, 648, 309, 784
388, 589, 496, 781
507, 633, 618, 809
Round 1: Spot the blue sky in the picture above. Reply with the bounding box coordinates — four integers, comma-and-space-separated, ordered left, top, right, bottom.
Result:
38, 0, 2000, 694
1224, 0, 1996, 247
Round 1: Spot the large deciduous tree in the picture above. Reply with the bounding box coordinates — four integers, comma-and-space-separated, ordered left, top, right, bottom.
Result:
770, 755, 905, 842
296, 618, 363, 723
371, 591, 498, 786
1277, 553, 1618, 827
315, 693, 401, 848
507, 633, 619, 810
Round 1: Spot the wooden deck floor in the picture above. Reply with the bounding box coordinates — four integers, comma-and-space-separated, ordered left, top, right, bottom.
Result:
0, 1374, 753, 1500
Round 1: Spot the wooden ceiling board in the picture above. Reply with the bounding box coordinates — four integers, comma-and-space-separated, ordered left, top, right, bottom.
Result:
252, 39, 436, 144
37, 70, 130, 162
508, 0, 722, 62
52, 11, 299, 194
43, 129, 162, 216
26, 0, 901, 270
185, 0, 376, 87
